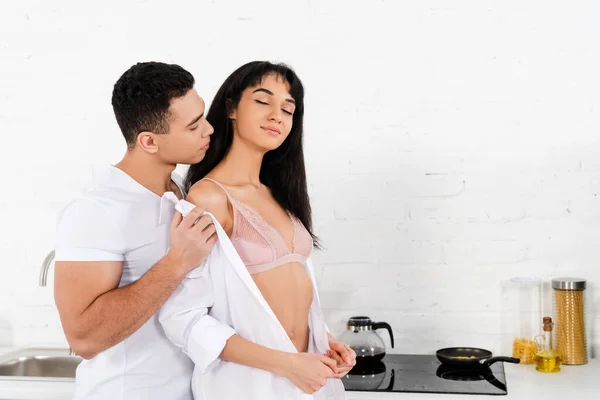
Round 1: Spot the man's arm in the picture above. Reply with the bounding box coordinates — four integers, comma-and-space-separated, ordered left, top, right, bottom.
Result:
54, 255, 185, 359
54, 199, 216, 360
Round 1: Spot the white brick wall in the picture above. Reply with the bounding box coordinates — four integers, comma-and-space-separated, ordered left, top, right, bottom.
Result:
1, 0, 599, 358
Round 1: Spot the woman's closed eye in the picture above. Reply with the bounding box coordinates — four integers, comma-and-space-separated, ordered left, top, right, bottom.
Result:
255, 100, 293, 115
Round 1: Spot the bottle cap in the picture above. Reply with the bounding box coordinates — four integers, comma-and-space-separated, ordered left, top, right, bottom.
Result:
543, 316, 553, 331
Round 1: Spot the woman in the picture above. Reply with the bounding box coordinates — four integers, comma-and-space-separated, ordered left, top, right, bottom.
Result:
159, 61, 355, 400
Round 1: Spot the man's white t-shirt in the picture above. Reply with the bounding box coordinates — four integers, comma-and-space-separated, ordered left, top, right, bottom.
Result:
55, 166, 193, 400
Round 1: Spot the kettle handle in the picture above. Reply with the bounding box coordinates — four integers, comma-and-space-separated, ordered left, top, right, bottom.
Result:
372, 322, 394, 348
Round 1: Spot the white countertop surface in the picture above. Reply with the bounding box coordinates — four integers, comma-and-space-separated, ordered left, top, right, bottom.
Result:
0, 348, 598, 400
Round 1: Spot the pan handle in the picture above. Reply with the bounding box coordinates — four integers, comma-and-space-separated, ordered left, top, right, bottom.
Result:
482, 356, 520, 367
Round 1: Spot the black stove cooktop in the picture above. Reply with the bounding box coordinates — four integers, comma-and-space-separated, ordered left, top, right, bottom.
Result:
342, 354, 508, 396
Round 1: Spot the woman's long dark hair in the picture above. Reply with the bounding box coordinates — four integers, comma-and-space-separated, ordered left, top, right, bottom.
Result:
185, 61, 319, 247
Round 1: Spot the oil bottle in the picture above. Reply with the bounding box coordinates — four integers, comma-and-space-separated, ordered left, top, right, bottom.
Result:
534, 316, 562, 373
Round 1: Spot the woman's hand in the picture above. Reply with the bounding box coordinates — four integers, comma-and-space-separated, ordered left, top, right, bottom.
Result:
327, 335, 357, 379
280, 352, 338, 394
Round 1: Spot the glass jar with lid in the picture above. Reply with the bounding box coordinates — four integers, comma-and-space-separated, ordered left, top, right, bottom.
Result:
508, 277, 543, 364
552, 277, 588, 365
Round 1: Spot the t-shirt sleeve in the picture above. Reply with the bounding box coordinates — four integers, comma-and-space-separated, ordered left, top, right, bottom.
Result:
55, 199, 125, 262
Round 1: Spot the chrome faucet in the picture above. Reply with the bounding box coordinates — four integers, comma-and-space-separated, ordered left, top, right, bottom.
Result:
39, 249, 78, 357
39, 250, 55, 287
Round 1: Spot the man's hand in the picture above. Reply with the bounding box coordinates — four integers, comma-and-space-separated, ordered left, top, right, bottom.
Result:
327, 335, 357, 379
167, 207, 217, 277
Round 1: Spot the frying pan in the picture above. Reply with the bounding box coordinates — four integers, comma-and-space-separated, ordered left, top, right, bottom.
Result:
436, 347, 520, 368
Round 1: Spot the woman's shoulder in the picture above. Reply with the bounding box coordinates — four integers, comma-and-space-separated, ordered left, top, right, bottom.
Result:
186, 178, 233, 231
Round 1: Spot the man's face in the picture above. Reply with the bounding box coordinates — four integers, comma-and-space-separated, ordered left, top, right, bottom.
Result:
155, 89, 214, 165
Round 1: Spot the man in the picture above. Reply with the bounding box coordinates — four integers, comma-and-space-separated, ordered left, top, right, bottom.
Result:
54, 62, 217, 399
54, 61, 355, 400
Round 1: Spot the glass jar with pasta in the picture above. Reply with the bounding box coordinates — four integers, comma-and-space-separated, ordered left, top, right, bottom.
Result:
509, 277, 542, 364
552, 278, 588, 365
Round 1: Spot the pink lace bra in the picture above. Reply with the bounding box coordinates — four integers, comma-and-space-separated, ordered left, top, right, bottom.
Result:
201, 178, 313, 274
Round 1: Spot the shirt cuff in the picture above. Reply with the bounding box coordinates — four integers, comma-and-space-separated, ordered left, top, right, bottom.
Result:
185, 314, 236, 373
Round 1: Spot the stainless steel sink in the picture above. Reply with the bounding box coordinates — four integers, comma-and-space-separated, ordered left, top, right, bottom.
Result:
0, 348, 82, 381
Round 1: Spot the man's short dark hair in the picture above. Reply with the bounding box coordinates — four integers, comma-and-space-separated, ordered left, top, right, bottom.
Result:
111, 62, 195, 148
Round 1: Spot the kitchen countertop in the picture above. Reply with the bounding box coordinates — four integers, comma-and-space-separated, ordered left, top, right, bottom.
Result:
0, 348, 598, 400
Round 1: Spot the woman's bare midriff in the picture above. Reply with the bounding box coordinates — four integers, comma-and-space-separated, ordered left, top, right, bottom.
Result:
252, 262, 314, 352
